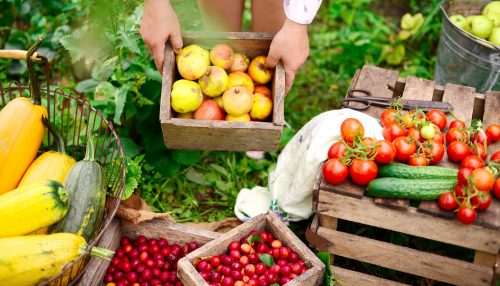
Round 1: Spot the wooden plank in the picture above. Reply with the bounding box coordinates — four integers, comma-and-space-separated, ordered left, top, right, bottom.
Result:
331, 266, 410, 286
474, 250, 497, 267
402, 76, 435, 101
319, 178, 364, 199
483, 91, 500, 154
317, 227, 493, 286
316, 191, 500, 253
441, 83, 476, 125
80, 219, 121, 286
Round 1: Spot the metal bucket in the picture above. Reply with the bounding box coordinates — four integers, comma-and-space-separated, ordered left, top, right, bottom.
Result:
435, 0, 500, 93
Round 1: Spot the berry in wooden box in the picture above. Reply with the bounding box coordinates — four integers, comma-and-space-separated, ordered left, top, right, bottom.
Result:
81, 219, 220, 286
160, 32, 285, 151
177, 211, 325, 286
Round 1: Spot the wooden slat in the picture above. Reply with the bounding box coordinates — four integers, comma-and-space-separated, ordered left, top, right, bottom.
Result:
317, 227, 493, 286
441, 83, 476, 125
474, 250, 497, 267
483, 91, 500, 154
331, 266, 409, 286
316, 191, 500, 254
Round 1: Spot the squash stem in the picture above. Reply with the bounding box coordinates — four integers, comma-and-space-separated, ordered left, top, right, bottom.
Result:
42, 116, 66, 154
84, 135, 96, 161
89, 247, 114, 261
26, 36, 43, 105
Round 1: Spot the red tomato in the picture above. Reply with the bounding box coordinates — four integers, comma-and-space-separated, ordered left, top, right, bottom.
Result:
322, 159, 348, 185
445, 127, 466, 145
407, 128, 423, 142
472, 168, 494, 191
382, 123, 407, 142
348, 159, 378, 186
393, 137, 417, 162
491, 151, 500, 162
460, 155, 484, 169
438, 192, 457, 211
447, 141, 470, 163
449, 120, 466, 129
493, 178, 500, 199
363, 137, 376, 154
380, 109, 398, 127
456, 207, 477, 225
425, 141, 445, 165
457, 168, 473, 185
470, 143, 487, 160
374, 140, 396, 164
409, 155, 428, 166
341, 118, 364, 143
472, 131, 491, 146
486, 124, 500, 142
432, 132, 445, 145
328, 142, 346, 159
454, 184, 468, 198
471, 192, 492, 211
426, 110, 447, 131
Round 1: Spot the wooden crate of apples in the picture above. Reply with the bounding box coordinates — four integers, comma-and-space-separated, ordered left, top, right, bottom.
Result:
171, 43, 274, 122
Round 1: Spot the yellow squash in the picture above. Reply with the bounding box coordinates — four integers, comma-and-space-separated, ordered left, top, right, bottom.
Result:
0, 180, 68, 237
0, 233, 113, 285
18, 117, 76, 187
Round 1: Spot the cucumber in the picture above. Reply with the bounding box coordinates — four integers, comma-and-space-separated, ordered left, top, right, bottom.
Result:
378, 163, 457, 179
366, 177, 458, 200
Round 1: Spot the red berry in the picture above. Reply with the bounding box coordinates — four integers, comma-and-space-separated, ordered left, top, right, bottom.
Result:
155, 259, 165, 269
266, 272, 278, 284
231, 261, 243, 271
210, 271, 222, 283
160, 271, 169, 282
151, 279, 162, 286
200, 272, 210, 281
196, 261, 209, 272
112, 257, 121, 266
221, 265, 232, 276
113, 271, 124, 281
222, 255, 233, 265
279, 247, 289, 259
230, 249, 241, 259
127, 271, 138, 282
120, 261, 131, 273
138, 244, 149, 253
229, 241, 241, 251
157, 238, 168, 248
136, 235, 147, 245
221, 276, 234, 286
280, 264, 292, 276
255, 262, 267, 274
271, 240, 282, 249
160, 247, 170, 257
240, 255, 249, 266
148, 239, 157, 246
240, 243, 251, 254
232, 270, 243, 280
104, 273, 113, 283
256, 243, 268, 253
249, 230, 259, 235
128, 249, 139, 258
269, 264, 280, 275
288, 251, 299, 262
149, 245, 160, 254
123, 244, 133, 254
280, 276, 292, 284
188, 242, 199, 252
291, 263, 301, 274
210, 255, 221, 267
244, 264, 256, 276
248, 254, 259, 263
145, 259, 155, 268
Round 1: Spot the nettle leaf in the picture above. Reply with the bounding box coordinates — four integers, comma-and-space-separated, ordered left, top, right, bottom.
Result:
60, 34, 87, 63
76, 78, 100, 93
94, 81, 116, 102
118, 30, 140, 54
114, 83, 132, 125
172, 150, 202, 166
120, 136, 141, 158
258, 254, 274, 267
247, 233, 263, 244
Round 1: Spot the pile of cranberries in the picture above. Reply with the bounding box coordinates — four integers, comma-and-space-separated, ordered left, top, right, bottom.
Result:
194, 230, 308, 286
104, 235, 199, 286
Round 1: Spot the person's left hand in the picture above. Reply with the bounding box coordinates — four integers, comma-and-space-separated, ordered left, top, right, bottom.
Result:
266, 19, 310, 94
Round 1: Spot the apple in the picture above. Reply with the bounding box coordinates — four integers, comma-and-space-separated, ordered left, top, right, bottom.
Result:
176, 112, 194, 119
450, 15, 471, 32
194, 99, 225, 120
170, 79, 203, 113
489, 27, 500, 45
230, 52, 250, 72
254, 85, 272, 99
486, 12, 500, 27
226, 114, 251, 122
248, 56, 273, 84
470, 15, 494, 39
176, 45, 210, 80
210, 44, 234, 70
227, 71, 254, 92
198, 66, 228, 97
250, 93, 273, 121
222, 85, 254, 116
483, 1, 500, 16
213, 96, 224, 109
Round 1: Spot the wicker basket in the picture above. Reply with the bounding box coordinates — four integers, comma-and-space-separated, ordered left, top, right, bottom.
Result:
0, 39, 126, 285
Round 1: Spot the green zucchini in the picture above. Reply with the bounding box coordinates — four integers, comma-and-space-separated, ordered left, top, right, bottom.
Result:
52, 137, 105, 241
378, 163, 457, 179
366, 177, 458, 200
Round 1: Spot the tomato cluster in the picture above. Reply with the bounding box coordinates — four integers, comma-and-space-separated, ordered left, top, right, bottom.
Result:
380, 108, 447, 166
323, 118, 395, 186
438, 151, 500, 225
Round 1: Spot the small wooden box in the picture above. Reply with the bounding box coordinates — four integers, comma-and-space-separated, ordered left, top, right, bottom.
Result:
160, 32, 285, 151
80, 219, 220, 286
177, 211, 325, 286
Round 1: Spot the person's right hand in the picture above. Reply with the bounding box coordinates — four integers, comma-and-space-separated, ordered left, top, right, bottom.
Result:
140, 0, 183, 72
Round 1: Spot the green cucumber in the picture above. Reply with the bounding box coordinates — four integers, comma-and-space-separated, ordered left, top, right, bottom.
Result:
378, 163, 457, 179
366, 177, 458, 200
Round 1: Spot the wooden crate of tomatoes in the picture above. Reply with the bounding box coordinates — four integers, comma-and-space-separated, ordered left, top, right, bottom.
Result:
159, 32, 285, 152
307, 65, 500, 286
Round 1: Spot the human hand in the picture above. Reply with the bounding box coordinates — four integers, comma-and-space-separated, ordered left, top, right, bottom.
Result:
266, 19, 310, 94
140, 0, 183, 72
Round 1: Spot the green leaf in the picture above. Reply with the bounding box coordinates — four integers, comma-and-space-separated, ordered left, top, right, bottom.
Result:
120, 136, 141, 158
258, 254, 274, 267
209, 163, 229, 177
186, 168, 209, 186
270, 284, 279, 286
247, 233, 264, 244
114, 84, 132, 125
60, 34, 87, 63
118, 30, 140, 54
94, 81, 116, 102
172, 150, 202, 165
316, 251, 333, 286
75, 78, 100, 93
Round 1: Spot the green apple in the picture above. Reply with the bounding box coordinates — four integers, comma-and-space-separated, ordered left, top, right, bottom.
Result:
470, 15, 494, 38
482, 1, 500, 16
485, 11, 500, 27
450, 15, 471, 31
489, 27, 500, 45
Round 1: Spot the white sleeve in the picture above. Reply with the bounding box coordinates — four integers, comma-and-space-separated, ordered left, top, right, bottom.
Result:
283, 0, 322, 25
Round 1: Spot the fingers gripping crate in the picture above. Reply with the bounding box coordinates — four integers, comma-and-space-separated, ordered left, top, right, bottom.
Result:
159, 32, 285, 152
308, 65, 500, 286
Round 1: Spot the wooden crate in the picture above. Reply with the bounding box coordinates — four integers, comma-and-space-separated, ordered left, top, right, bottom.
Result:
307, 65, 500, 286
79, 218, 220, 286
160, 32, 285, 151
177, 211, 325, 286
